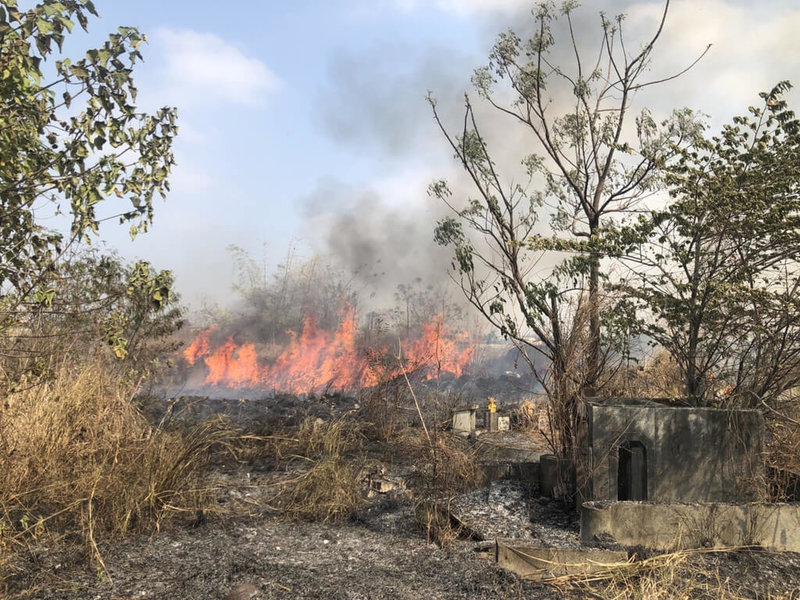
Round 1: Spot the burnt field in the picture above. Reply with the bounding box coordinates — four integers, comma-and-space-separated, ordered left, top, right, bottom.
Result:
5, 390, 800, 600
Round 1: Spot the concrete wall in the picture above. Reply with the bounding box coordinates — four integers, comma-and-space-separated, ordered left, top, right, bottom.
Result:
584, 400, 764, 503
581, 501, 800, 552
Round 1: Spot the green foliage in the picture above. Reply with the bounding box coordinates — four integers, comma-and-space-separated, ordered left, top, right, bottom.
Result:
621, 82, 800, 405
3, 249, 183, 385
0, 0, 177, 301
429, 1, 705, 455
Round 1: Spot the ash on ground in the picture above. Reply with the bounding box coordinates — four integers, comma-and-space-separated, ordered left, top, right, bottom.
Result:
451, 481, 580, 547
7, 392, 800, 600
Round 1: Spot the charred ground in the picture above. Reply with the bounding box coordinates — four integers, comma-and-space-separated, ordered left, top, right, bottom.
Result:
5, 391, 800, 600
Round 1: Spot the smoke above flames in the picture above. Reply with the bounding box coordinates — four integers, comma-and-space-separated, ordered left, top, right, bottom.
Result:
306, 0, 800, 309
180, 1, 800, 396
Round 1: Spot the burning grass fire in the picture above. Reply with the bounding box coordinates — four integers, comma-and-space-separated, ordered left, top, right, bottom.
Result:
183, 305, 476, 394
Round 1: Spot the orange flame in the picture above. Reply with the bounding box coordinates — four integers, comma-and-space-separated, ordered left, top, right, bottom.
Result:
184, 325, 217, 365
184, 307, 474, 394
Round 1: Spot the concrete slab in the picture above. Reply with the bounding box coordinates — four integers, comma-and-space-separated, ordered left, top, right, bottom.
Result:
581, 501, 800, 552
453, 408, 477, 434
475, 434, 543, 463
495, 539, 628, 580
474, 433, 543, 487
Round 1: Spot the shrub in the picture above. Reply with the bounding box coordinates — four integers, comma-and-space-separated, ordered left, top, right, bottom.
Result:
406, 431, 479, 546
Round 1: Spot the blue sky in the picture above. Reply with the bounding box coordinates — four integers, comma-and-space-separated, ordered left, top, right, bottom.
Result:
66, 0, 800, 311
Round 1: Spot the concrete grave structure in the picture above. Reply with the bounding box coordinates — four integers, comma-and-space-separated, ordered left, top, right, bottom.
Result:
581, 501, 800, 552
495, 540, 628, 580
580, 399, 765, 504
452, 406, 477, 435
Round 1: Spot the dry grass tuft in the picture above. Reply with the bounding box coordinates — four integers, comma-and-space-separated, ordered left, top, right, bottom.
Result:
600, 350, 685, 400
273, 416, 366, 522
0, 361, 232, 579
276, 415, 364, 461
409, 431, 479, 496
278, 457, 365, 522
511, 399, 540, 431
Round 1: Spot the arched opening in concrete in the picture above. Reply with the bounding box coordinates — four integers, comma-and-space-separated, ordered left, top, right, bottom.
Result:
618, 441, 648, 501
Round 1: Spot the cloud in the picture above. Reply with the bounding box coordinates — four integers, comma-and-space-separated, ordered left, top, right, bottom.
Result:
433, 0, 529, 15
370, 0, 529, 16
153, 29, 282, 108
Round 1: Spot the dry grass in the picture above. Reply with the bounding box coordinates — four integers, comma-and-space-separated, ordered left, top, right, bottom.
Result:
272, 416, 367, 522
764, 393, 800, 501
556, 548, 799, 600
266, 392, 480, 536
0, 361, 233, 580
277, 457, 365, 522
360, 381, 413, 443
600, 351, 685, 400
511, 399, 540, 431
404, 430, 480, 546
359, 379, 462, 444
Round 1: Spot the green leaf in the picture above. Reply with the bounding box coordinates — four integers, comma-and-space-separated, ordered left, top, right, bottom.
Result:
69, 64, 89, 79
36, 18, 53, 34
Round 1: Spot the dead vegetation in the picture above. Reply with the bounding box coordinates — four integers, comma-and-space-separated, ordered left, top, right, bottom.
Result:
405, 430, 480, 545
0, 360, 234, 584
3, 344, 800, 598
228, 372, 485, 545
764, 393, 800, 502
558, 547, 800, 600
5, 374, 800, 599
599, 351, 686, 400
269, 416, 368, 522
250, 385, 482, 537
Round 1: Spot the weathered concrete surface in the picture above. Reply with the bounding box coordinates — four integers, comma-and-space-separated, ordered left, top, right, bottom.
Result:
581, 501, 800, 552
476, 434, 544, 463
495, 539, 628, 580
539, 454, 575, 499
583, 399, 765, 503
478, 461, 539, 485
453, 408, 477, 434
475, 432, 544, 485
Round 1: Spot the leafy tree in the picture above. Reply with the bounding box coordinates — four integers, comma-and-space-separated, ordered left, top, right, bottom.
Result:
4, 248, 183, 385
428, 0, 704, 457
0, 0, 176, 312
621, 82, 800, 407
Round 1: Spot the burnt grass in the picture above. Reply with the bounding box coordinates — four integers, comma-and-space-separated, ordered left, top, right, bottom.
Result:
6, 393, 800, 599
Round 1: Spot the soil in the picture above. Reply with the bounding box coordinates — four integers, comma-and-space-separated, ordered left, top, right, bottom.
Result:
6, 394, 800, 599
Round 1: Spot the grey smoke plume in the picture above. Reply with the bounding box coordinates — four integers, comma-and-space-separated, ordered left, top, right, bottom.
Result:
301, 177, 456, 309
317, 42, 479, 161
308, 0, 800, 312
